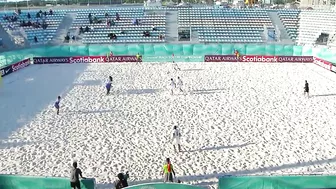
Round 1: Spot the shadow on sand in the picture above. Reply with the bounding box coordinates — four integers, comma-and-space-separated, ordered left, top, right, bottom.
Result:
74, 80, 102, 86
311, 94, 336, 98
0, 64, 87, 140
0, 140, 37, 149
192, 89, 226, 95
124, 89, 159, 95
187, 143, 255, 153
181, 69, 204, 72
68, 109, 115, 115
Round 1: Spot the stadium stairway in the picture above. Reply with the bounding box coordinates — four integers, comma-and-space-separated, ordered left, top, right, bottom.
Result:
191, 30, 199, 43
49, 13, 77, 45
165, 11, 178, 42
268, 12, 293, 44
0, 24, 17, 49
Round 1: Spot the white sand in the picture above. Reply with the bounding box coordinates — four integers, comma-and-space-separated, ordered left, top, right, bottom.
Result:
1, 62, 336, 188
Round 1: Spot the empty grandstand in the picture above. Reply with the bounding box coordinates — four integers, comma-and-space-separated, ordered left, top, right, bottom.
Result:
297, 10, 336, 45
277, 9, 300, 42
178, 8, 273, 43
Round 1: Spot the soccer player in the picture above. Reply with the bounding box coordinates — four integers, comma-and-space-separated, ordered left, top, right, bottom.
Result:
136, 53, 141, 64
177, 76, 183, 93
304, 80, 309, 98
106, 76, 113, 95
54, 96, 61, 115
172, 126, 181, 152
70, 161, 86, 189
162, 158, 176, 182
170, 78, 176, 95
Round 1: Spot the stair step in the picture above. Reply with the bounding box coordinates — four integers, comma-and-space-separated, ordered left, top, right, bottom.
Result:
49, 13, 77, 45
268, 12, 292, 43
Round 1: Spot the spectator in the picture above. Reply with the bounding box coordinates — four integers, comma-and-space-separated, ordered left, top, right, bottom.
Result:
36, 12, 41, 18
27, 13, 31, 19
71, 35, 76, 43
18, 9, 21, 15
159, 33, 164, 40
44, 11, 47, 17
49, 9, 53, 15
88, 13, 92, 19
64, 35, 70, 42
105, 12, 109, 18
39, 10, 43, 14
115, 172, 129, 189
42, 21, 48, 29
33, 21, 40, 28
11, 15, 18, 22
116, 12, 120, 21
108, 33, 116, 40
34, 36, 38, 43
162, 158, 176, 182
111, 19, 115, 26
107, 51, 113, 58
7, 24, 14, 30
93, 16, 101, 24
234, 49, 240, 59
70, 161, 86, 189
152, 25, 156, 31
64, 33, 70, 42
143, 30, 150, 37
79, 26, 84, 34
132, 18, 139, 25
85, 26, 90, 33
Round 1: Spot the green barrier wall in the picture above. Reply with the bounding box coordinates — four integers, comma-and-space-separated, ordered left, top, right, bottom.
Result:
218, 175, 336, 189
125, 182, 204, 189
0, 175, 95, 189
1, 44, 335, 67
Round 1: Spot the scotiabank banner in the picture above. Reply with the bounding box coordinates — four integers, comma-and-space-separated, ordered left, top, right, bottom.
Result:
204, 55, 314, 63
313, 57, 333, 71
33, 55, 140, 64
0, 58, 30, 77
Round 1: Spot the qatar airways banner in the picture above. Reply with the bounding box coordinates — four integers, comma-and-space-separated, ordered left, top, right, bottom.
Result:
0, 58, 31, 77
313, 57, 333, 72
204, 55, 314, 63
33, 55, 140, 64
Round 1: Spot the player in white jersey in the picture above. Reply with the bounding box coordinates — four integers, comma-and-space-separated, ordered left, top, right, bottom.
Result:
177, 76, 183, 93
170, 78, 176, 95
172, 126, 181, 152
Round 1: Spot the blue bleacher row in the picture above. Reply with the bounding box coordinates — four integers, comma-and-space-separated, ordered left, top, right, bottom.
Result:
0, 8, 329, 44
0, 9, 66, 45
